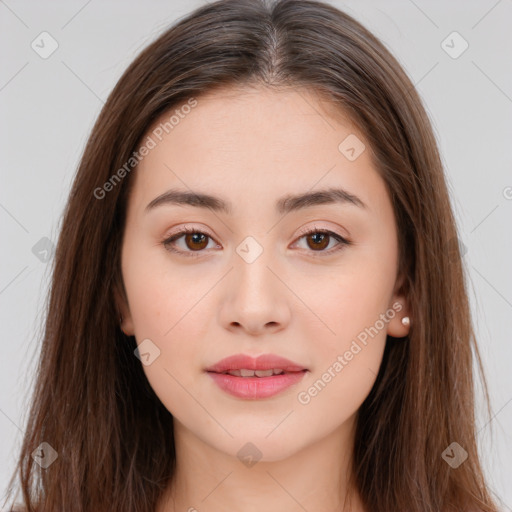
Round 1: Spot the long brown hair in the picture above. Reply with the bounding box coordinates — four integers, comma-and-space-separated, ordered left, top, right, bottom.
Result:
3, 0, 498, 510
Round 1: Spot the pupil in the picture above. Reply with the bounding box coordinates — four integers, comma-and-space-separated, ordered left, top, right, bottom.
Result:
187, 233, 207, 250
309, 233, 328, 250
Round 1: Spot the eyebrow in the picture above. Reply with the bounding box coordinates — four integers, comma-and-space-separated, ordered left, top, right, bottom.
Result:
145, 186, 366, 215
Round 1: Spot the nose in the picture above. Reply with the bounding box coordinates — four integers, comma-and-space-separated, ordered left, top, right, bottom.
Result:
218, 247, 291, 336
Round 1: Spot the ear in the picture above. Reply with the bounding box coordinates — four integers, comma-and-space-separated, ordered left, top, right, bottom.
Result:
113, 278, 135, 336
386, 272, 411, 338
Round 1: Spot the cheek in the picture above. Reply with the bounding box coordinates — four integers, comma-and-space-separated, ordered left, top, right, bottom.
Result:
296, 259, 395, 352
126, 284, 207, 422
121, 244, 209, 408
292, 271, 391, 429
122, 235, 211, 340
125, 268, 208, 367
292, 243, 396, 405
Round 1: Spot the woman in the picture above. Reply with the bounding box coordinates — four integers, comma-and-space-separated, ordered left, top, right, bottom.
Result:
3, 0, 499, 510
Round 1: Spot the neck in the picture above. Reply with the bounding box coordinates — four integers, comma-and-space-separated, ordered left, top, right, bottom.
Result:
156, 414, 366, 512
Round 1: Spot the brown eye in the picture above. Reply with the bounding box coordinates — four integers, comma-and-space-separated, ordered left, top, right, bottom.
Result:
163, 226, 350, 259
183, 232, 209, 251
295, 227, 350, 256
305, 232, 330, 251
162, 227, 217, 258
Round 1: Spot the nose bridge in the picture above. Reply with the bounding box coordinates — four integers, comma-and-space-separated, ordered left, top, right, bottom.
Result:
219, 232, 290, 334
233, 233, 279, 302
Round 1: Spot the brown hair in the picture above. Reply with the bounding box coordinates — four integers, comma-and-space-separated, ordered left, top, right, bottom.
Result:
3, 0, 498, 511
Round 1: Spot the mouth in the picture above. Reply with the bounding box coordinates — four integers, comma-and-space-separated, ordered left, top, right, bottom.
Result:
214, 368, 295, 377
205, 353, 308, 399
205, 353, 307, 373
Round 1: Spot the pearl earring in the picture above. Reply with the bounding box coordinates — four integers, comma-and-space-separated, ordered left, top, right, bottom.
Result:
401, 316, 410, 327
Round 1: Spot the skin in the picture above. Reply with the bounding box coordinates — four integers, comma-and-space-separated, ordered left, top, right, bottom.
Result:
116, 85, 410, 512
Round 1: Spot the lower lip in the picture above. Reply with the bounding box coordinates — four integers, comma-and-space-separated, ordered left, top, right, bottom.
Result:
207, 370, 307, 399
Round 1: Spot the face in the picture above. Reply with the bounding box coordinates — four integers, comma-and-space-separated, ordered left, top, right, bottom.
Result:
117, 85, 410, 461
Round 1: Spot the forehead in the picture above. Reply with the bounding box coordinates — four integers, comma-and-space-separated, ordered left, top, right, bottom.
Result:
128, 85, 388, 216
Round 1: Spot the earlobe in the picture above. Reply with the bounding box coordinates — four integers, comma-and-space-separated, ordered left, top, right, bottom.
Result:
386, 295, 411, 338
386, 270, 411, 338
113, 281, 135, 336
387, 274, 411, 338
119, 316, 133, 336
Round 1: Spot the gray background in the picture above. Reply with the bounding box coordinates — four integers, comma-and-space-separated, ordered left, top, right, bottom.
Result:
1, 0, 511, 509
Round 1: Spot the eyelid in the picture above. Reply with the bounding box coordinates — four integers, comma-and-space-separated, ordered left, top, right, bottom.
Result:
165, 223, 216, 241
294, 223, 350, 242
162, 224, 220, 258
162, 223, 351, 258
291, 224, 351, 256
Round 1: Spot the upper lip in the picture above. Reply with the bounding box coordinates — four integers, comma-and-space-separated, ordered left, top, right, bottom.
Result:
205, 353, 307, 373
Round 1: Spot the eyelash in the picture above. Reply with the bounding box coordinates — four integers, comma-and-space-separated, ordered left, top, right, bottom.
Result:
162, 225, 351, 259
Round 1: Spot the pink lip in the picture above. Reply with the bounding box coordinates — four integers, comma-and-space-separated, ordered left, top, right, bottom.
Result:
205, 353, 308, 400
205, 353, 306, 373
